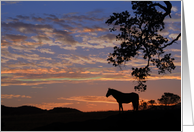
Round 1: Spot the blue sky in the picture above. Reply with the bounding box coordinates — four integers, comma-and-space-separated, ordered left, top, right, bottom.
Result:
1, 1, 181, 111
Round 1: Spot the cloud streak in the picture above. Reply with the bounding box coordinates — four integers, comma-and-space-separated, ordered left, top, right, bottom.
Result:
1, 66, 181, 87
1, 94, 32, 99
58, 96, 117, 104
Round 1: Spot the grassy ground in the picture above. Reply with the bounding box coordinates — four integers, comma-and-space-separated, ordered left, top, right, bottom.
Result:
1, 106, 181, 131
1, 110, 120, 131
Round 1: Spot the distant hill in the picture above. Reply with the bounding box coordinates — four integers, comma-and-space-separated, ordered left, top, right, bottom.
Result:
48, 107, 82, 113
1, 105, 46, 115
1, 105, 82, 116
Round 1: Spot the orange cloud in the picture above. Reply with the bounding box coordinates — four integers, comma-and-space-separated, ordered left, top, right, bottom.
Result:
58, 96, 117, 104
1, 94, 31, 99
37, 48, 55, 54
1, 80, 65, 87
147, 75, 181, 80
164, 49, 181, 52
31, 86, 43, 88
1, 68, 67, 74
1, 39, 10, 47
1, 65, 181, 87
76, 27, 107, 33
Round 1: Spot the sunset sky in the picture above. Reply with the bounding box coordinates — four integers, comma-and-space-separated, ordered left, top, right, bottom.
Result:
1, 1, 181, 112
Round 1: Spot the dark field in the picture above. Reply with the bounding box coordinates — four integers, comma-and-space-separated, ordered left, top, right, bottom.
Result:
1, 105, 181, 131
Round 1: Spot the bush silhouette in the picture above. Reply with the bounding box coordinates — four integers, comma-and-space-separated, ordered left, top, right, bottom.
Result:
148, 100, 156, 106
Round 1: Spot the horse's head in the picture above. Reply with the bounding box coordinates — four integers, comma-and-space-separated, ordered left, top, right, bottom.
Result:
106, 88, 111, 97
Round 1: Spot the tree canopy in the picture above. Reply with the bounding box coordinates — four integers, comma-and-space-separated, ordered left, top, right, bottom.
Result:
158, 92, 180, 106
106, 1, 181, 91
148, 100, 156, 106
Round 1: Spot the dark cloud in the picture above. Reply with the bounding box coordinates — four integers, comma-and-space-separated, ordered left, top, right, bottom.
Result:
99, 34, 116, 41
2, 13, 106, 34
62, 14, 104, 22
43, 14, 65, 23
86, 9, 104, 15
46, 17, 65, 23
53, 29, 77, 45
3, 34, 28, 42
7, 17, 19, 22
57, 24, 74, 31
16, 15, 30, 20
32, 16, 45, 22
48, 14, 57, 18
1, 21, 53, 34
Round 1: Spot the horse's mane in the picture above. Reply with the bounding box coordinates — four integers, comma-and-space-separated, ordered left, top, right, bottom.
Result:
109, 88, 136, 94
109, 88, 123, 94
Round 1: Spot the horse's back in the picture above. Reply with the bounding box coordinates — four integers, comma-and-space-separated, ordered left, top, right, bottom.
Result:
129, 92, 139, 97
118, 92, 139, 103
128, 92, 139, 100
124, 92, 137, 96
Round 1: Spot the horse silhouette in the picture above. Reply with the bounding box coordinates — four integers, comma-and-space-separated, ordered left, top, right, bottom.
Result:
106, 88, 139, 112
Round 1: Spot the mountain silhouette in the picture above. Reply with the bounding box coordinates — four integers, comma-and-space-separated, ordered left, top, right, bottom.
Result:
1, 105, 46, 115
48, 107, 82, 113
1, 105, 82, 116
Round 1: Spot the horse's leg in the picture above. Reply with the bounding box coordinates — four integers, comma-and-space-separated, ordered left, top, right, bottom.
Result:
134, 99, 139, 111
121, 104, 123, 112
136, 100, 139, 111
119, 103, 123, 113
118, 103, 120, 112
132, 102, 136, 111
133, 101, 138, 111
119, 103, 121, 113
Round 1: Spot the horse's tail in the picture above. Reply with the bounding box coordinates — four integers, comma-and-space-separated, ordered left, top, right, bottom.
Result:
136, 94, 139, 111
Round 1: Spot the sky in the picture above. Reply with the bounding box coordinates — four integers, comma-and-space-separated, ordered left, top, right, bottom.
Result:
1, 1, 181, 112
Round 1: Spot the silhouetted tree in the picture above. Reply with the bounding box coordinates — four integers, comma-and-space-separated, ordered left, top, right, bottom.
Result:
142, 102, 147, 110
106, 1, 181, 92
139, 100, 148, 110
148, 100, 156, 106
158, 92, 180, 106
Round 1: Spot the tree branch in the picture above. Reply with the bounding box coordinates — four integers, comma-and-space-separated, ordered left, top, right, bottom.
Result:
162, 33, 181, 49
149, 1, 172, 18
